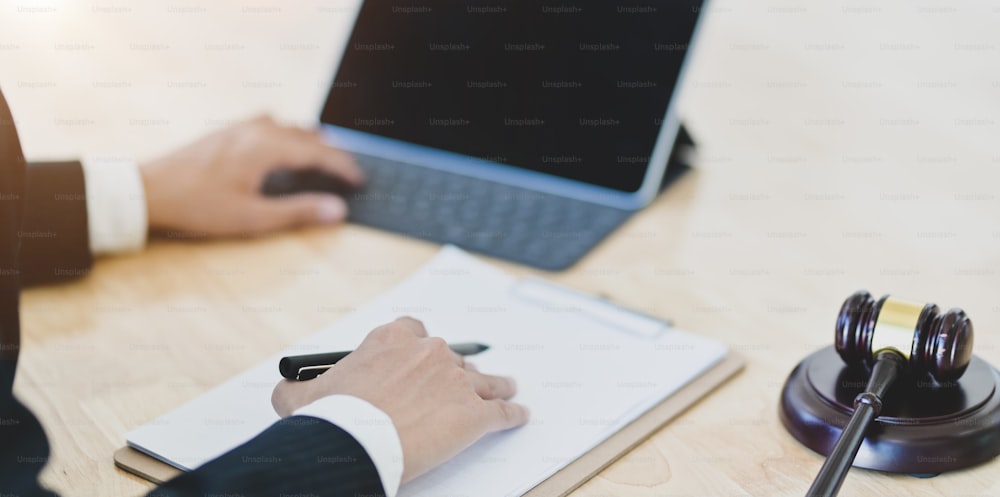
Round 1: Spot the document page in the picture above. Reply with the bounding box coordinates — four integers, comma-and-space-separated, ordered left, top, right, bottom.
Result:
127, 246, 727, 497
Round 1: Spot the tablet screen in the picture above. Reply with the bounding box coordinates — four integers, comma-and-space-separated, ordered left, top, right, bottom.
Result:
321, 1, 703, 192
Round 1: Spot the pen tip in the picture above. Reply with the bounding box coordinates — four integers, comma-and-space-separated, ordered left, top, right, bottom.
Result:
478, 343, 490, 352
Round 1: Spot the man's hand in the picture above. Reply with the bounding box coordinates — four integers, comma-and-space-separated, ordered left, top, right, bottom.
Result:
271, 317, 529, 482
140, 116, 364, 237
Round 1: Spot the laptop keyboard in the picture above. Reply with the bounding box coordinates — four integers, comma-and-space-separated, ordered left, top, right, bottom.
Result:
346, 152, 632, 270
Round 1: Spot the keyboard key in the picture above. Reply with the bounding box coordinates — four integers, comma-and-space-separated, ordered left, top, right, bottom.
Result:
346, 152, 632, 270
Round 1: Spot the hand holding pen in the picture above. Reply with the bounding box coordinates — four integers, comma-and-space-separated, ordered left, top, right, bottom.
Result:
271, 317, 529, 482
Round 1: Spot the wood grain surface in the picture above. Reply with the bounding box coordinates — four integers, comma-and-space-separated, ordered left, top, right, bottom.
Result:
2, 1, 998, 495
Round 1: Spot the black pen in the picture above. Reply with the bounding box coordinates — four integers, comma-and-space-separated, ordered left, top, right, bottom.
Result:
279, 342, 490, 381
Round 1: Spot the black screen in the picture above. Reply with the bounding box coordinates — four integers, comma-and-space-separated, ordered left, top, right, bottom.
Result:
321, 1, 703, 192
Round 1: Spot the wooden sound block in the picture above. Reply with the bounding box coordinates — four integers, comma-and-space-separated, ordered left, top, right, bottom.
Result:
780, 346, 1000, 474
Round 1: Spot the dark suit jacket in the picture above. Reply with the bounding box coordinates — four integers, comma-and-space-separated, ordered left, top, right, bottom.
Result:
20, 160, 92, 286
0, 89, 387, 497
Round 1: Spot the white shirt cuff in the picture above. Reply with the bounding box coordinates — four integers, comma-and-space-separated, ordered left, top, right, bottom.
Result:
293, 395, 404, 497
79, 158, 148, 255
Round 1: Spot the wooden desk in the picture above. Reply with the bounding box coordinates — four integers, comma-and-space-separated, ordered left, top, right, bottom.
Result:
3, 1, 999, 495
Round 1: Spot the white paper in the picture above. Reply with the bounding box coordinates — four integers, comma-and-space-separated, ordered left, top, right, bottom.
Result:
127, 246, 728, 497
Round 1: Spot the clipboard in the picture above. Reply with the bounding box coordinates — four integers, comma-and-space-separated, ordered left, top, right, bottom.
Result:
115, 246, 740, 496
115, 353, 743, 495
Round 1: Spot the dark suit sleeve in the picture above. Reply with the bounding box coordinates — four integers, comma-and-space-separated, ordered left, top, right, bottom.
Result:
1, 90, 387, 497
20, 161, 93, 286
0, 394, 387, 497
0, 387, 60, 497
152, 416, 387, 497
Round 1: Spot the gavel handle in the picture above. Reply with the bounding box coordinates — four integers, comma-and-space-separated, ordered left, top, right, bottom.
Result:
806, 350, 906, 497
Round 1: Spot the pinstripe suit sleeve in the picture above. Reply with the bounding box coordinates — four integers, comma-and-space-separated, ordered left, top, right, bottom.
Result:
151, 415, 387, 497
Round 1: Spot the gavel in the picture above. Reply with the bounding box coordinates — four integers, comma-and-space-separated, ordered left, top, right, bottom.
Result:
807, 290, 974, 497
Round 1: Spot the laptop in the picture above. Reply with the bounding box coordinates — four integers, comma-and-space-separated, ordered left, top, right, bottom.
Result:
277, 1, 707, 270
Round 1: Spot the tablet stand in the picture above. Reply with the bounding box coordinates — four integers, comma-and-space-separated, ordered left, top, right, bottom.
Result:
659, 123, 696, 193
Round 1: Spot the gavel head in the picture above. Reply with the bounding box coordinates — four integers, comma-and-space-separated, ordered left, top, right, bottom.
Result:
835, 290, 974, 383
